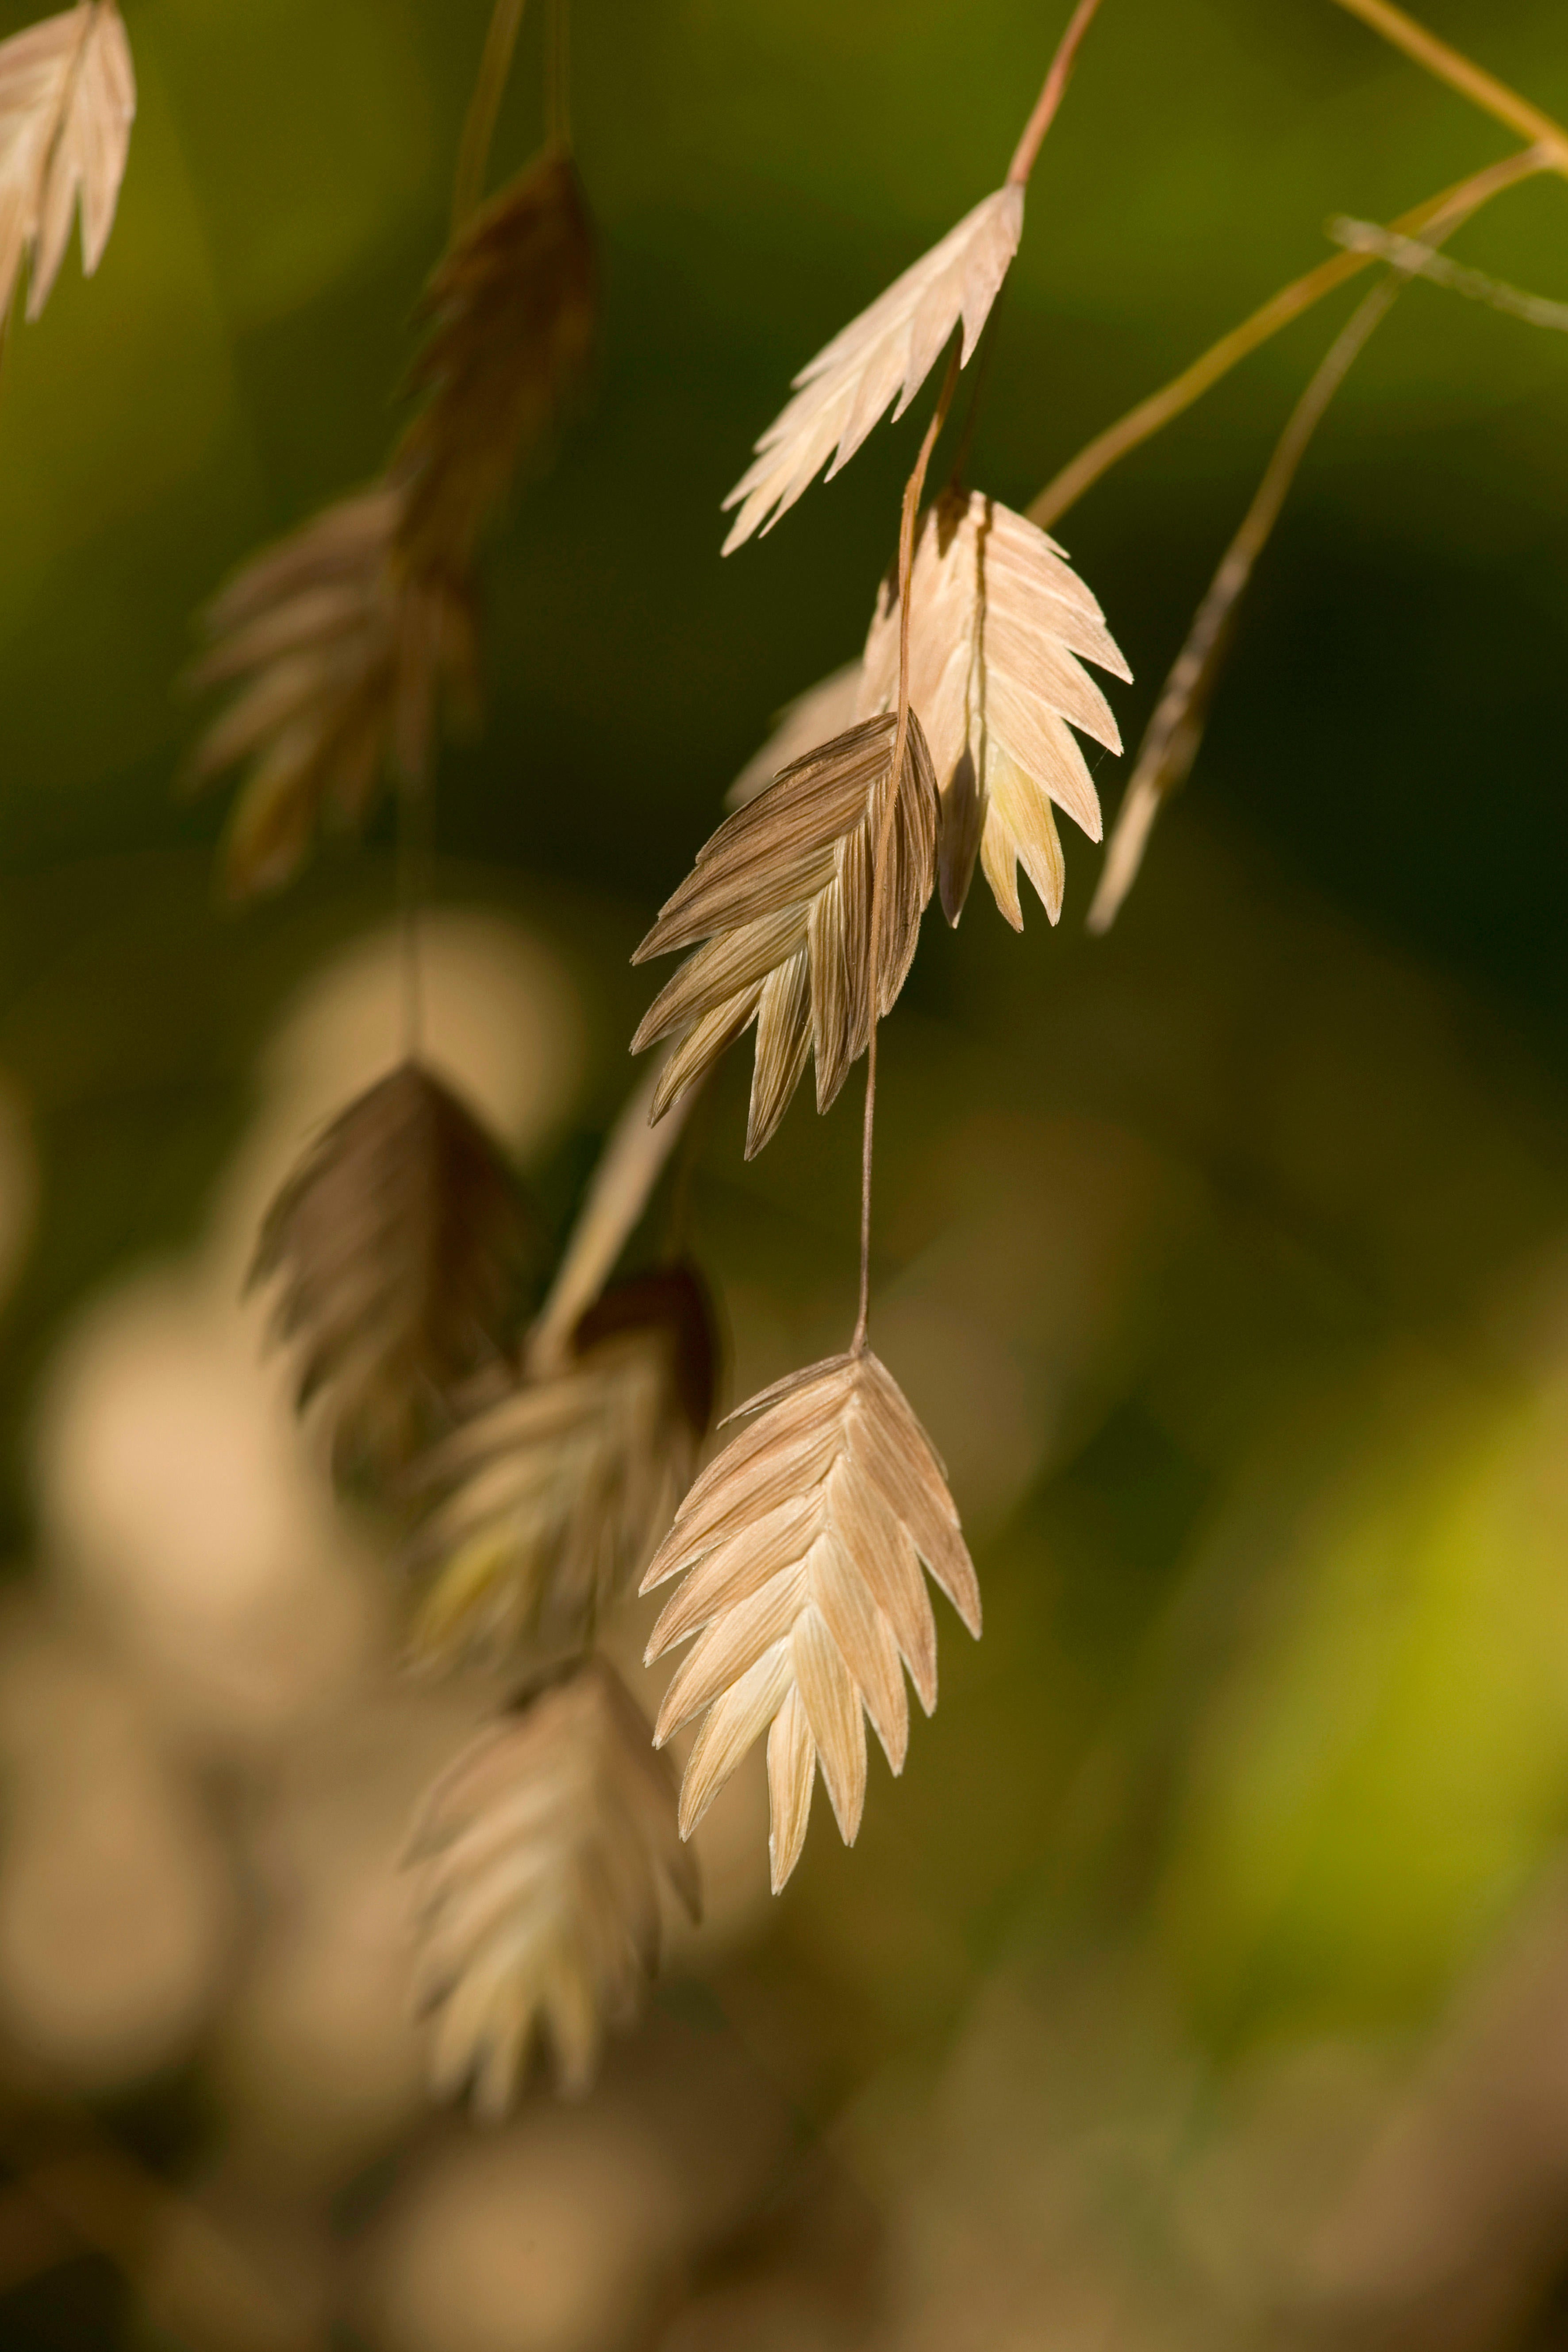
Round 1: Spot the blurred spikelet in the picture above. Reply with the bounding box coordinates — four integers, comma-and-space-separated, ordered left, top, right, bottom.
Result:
861, 489, 1129, 925
190, 488, 477, 899
249, 1061, 532, 1479
721, 186, 1022, 551
631, 714, 938, 1156
643, 1349, 980, 1891
407, 1659, 700, 2110
392, 147, 596, 572
191, 150, 593, 895
0, 0, 134, 325
408, 1264, 717, 1667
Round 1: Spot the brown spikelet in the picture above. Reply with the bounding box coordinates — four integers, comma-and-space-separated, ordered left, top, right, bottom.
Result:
0, 0, 134, 326
249, 1061, 533, 1479
631, 714, 938, 1156
406, 1659, 700, 2112
407, 1264, 717, 1667
391, 147, 596, 574
189, 487, 477, 899
642, 1348, 980, 1892
861, 489, 1130, 926
722, 186, 1022, 551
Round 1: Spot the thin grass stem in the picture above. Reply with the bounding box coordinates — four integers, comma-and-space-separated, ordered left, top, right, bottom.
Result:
1326, 0, 1568, 171
1007, 0, 1107, 188
1087, 158, 1526, 935
1329, 215, 1568, 331
852, 344, 962, 1356
452, 0, 529, 231
528, 1066, 700, 1372
1028, 144, 1550, 531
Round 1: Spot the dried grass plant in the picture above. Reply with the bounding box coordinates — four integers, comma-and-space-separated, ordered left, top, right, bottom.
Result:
0, 0, 133, 327
405, 1659, 699, 2109
152, 0, 1568, 2114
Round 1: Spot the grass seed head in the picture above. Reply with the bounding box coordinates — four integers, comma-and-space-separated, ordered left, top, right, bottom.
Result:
860, 489, 1130, 926
0, 1, 135, 325
190, 487, 477, 900
248, 1060, 534, 1482
405, 1658, 700, 2113
642, 1348, 980, 1893
721, 185, 1024, 551
631, 714, 938, 1156
407, 1263, 718, 1667
391, 146, 596, 576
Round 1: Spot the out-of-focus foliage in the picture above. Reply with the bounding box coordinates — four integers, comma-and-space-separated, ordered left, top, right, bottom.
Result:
2, 0, 1568, 2346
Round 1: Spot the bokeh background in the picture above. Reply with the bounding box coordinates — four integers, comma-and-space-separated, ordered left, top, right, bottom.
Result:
1, 0, 1568, 2344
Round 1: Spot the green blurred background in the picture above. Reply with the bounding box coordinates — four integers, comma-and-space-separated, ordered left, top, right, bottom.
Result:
3, 1, 1568, 2346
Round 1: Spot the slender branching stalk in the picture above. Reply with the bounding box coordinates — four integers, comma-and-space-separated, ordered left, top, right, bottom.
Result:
451, 0, 530, 230
1005, 0, 1105, 188
1088, 147, 1545, 931
851, 344, 961, 1355
1330, 214, 1568, 331
1030, 145, 1551, 530
1326, 0, 1568, 170
527, 1067, 702, 1373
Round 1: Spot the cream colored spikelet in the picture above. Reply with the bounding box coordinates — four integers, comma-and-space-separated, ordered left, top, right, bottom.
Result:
642, 1350, 980, 1892
0, 1, 134, 324
408, 1266, 716, 1666
860, 489, 1130, 925
405, 1660, 700, 2111
631, 715, 938, 1156
721, 187, 1023, 551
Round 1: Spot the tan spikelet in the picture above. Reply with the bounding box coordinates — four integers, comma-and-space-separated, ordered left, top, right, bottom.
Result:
860, 489, 1130, 926
631, 714, 937, 1156
725, 665, 862, 812
642, 1349, 980, 1892
0, 1, 134, 326
392, 146, 596, 573
190, 487, 477, 899
721, 187, 1022, 552
406, 1660, 700, 2111
249, 1061, 533, 1479
408, 1265, 717, 1666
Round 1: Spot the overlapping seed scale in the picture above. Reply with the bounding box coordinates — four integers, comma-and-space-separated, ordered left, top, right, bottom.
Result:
721, 189, 1023, 550
984, 682, 1105, 841
640, 1351, 977, 1887
632, 718, 936, 1153
407, 1666, 696, 2109
633, 904, 805, 1053
982, 748, 1068, 928
636, 743, 881, 960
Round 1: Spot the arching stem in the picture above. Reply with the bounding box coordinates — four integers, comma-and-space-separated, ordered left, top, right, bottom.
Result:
851, 344, 962, 1357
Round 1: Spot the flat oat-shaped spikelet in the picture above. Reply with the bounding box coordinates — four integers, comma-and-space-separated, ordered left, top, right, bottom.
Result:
643, 1349, 980, 1892
190, 486, 476, 898
392, 147, 595, 573
0, 0, 134, 324
722, 186, 1022, 552
407, 1660, 700, 2112
250, 1061, 531, 1479
861, 489, 1131, 926
631, 714, 937, 1157
408, 1265, 717, 1667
